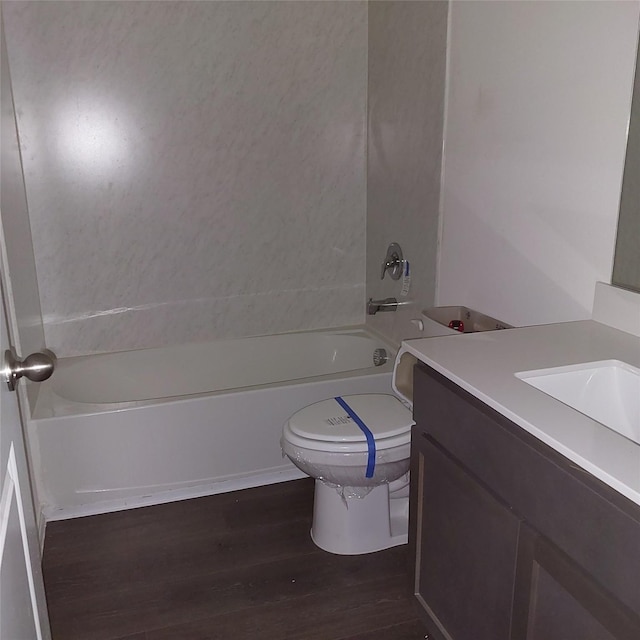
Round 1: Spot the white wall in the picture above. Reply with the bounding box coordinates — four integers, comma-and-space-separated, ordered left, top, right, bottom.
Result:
438, 0, 640, 326
3, 1, 367, 357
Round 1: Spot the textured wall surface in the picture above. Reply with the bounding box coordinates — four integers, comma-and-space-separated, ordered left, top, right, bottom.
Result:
366, 0, 448, 344
3, 1, 367, 356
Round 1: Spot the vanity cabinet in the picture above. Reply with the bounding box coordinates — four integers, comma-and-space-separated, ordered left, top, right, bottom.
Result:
414, 437, 523, 639
410, 363, 640, 640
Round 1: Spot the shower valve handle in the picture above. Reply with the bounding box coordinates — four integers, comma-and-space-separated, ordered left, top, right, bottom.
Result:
380, 242, 404, 280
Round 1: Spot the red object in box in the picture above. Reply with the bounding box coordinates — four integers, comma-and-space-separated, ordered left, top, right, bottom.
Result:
448, 320, 465, 332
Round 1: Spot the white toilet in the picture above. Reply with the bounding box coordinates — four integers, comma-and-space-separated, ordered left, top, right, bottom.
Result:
281, 393, 414, 555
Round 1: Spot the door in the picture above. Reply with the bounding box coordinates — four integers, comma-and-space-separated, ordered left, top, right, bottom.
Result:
0, 11, 52, 639
0, 277, 51, 639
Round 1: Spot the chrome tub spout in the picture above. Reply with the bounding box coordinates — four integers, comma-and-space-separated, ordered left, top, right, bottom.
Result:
367, 297, 398, 315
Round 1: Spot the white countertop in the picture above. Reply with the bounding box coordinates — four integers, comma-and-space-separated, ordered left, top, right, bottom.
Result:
396, 320, 640, 506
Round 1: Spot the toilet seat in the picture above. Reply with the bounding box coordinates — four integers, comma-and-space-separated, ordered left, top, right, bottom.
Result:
284, 394, 413, 453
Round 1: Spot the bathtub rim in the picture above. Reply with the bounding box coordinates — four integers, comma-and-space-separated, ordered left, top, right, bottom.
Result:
31, 325, 398, 420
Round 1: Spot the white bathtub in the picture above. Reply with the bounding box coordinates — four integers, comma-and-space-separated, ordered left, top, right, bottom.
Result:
30, 328, 395, 521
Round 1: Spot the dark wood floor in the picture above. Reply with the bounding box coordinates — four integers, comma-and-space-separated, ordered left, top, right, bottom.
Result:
43, 479, 423, 640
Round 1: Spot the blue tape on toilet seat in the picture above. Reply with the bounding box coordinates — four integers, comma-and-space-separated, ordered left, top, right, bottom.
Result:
334, 396, 375, 478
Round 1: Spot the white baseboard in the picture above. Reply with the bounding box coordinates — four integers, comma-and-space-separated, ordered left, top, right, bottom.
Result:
41, 467, 307, 524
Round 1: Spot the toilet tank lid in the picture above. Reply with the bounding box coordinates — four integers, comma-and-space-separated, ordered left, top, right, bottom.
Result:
287, 394, 414, 443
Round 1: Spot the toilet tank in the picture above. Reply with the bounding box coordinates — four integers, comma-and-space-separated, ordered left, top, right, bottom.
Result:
393, 306, 512, 407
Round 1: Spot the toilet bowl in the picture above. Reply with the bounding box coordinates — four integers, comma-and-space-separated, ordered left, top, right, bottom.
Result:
281, 393, 414, 555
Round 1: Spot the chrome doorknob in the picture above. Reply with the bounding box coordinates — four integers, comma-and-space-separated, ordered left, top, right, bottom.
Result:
4, 349, 56, 391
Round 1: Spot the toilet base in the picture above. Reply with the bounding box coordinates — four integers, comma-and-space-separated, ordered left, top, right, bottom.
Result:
310, 478, 409, 555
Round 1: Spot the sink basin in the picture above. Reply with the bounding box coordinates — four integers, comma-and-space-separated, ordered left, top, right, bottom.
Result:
516, 360, 640, 445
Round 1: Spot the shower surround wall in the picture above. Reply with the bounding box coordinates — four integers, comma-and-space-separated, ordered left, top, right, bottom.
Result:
366, 1, 447, 344
2, 1, 368, 357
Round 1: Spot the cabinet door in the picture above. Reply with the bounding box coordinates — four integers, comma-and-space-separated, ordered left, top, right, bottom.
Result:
412, 433, 521, 640
515, 532, 640, 640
